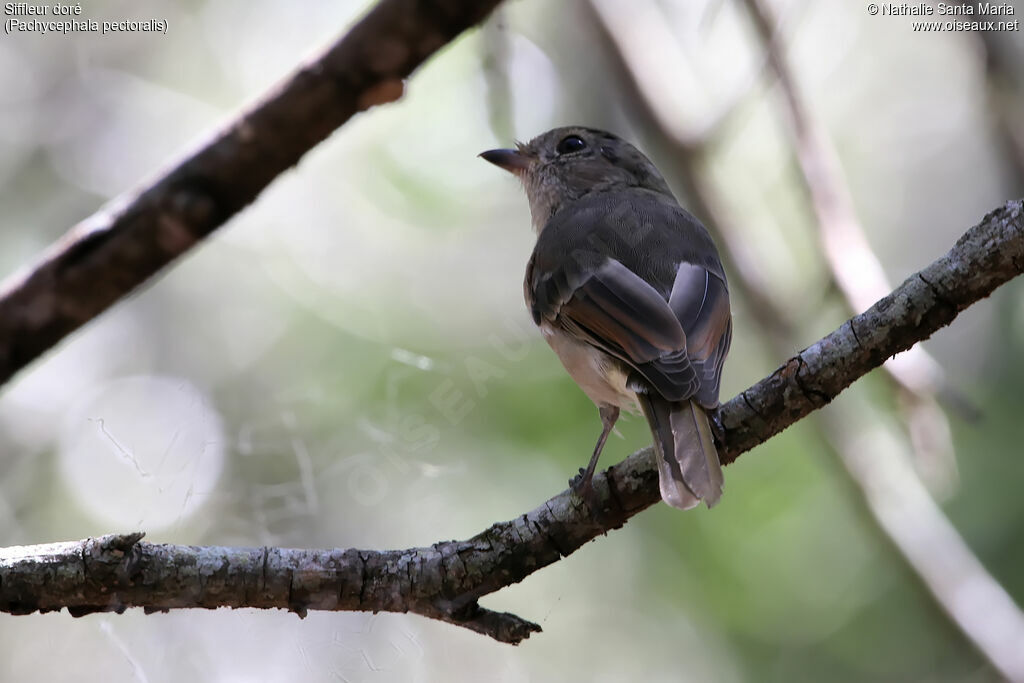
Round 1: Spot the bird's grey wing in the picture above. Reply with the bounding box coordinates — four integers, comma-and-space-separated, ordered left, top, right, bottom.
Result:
663, 262, 732, 407
528, 253, 704, 399
560, 259, 687, 361
527, 211, 730, 406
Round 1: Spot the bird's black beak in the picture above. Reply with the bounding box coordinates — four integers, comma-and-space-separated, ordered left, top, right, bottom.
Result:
479, 148, 531, 174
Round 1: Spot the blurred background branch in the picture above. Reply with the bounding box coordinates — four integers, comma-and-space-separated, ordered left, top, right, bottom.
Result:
588, 0, 1024, 679
972, 18, 1024, 188
3, 200, 1023, 648
737, 3, 1024, 677
0, 0, 505, 389
740, 0, 963, 491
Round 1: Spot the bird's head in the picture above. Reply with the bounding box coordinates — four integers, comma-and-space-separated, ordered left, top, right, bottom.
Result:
480, 126, 674, 232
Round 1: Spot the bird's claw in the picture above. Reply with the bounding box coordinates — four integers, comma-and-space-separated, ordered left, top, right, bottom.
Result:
569, 469, 602, 516
568, 467, 588, 490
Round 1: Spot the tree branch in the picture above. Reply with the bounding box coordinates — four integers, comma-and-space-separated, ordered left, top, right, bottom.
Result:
0, 0, 505, 388
589, 6, 1024, 677
739, 0, 954, 406
2, 200, 1021, 644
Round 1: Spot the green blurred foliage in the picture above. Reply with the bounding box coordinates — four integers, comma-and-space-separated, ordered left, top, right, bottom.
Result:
1, 0, 1023, 681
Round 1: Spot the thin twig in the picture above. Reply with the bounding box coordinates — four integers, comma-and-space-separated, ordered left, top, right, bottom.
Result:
481, 9, 517, 143
971, 21, 1024, 190
2, 200, 1022, 644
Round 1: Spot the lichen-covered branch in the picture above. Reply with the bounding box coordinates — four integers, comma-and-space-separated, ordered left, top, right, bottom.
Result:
2, 200, 1021, 644
0, 0, 505, 388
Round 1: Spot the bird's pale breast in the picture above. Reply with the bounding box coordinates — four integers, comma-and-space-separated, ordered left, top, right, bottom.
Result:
540, 321, 640, 412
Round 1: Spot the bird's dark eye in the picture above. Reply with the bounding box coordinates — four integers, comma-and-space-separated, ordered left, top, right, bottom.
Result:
556, 135, 587, 155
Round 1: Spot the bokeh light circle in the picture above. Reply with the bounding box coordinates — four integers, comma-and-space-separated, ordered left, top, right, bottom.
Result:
58, 375, 226, 530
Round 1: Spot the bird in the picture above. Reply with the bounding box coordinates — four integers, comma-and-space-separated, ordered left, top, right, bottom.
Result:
480, 126, 732, 510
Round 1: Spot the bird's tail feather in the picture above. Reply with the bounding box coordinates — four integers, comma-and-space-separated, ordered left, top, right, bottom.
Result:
638, 395, 724, 510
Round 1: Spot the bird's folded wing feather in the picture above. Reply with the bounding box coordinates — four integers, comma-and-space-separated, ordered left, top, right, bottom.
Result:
526, 195, 731, 407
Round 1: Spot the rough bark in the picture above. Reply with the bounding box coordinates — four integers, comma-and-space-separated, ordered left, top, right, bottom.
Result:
716, 200, 1023, 462
0, 0, 505, 387
2, 200, 1021, 644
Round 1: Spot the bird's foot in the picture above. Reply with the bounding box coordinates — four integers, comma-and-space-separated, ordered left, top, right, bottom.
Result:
569, 468, 602, 516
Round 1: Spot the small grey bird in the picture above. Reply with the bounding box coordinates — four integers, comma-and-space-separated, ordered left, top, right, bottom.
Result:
481, 126, 732, 510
